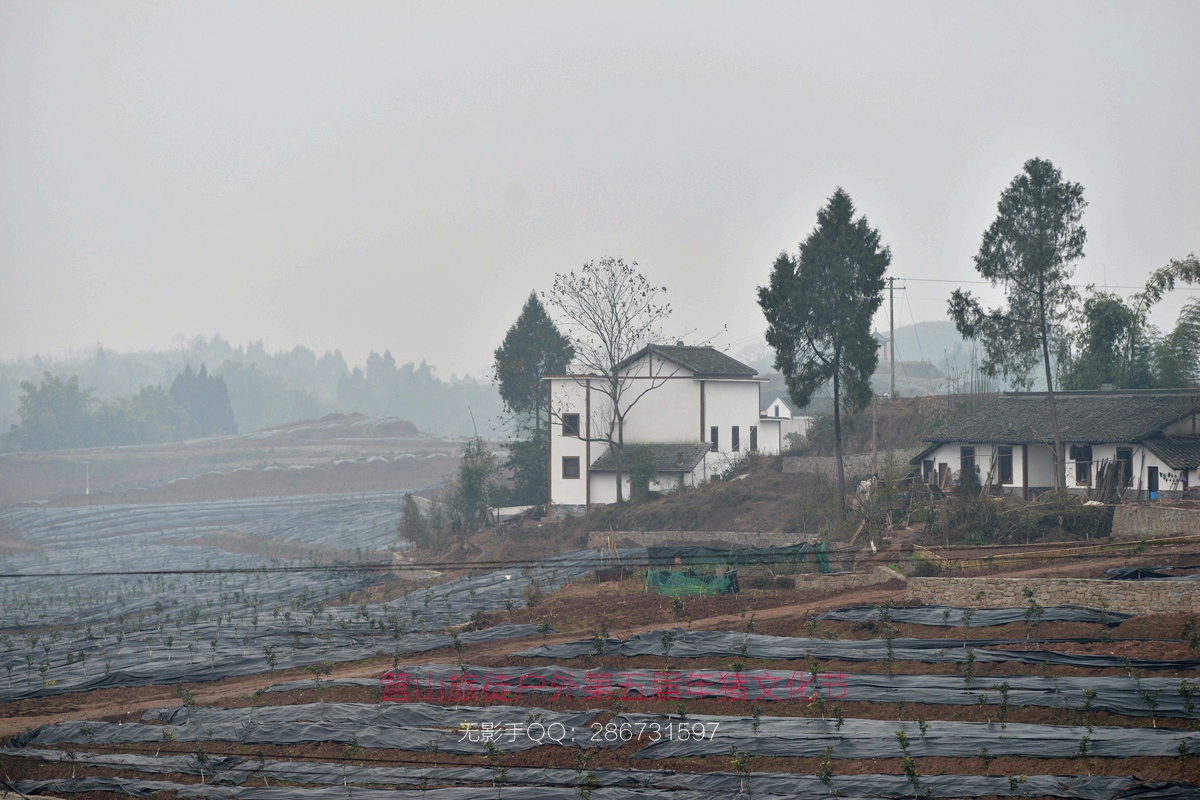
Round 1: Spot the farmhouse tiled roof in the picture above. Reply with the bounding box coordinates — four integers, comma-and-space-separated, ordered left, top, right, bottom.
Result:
1144, 437, 1200, 470
926, 389, 1200, 445
618, 344, 758, 378
590, 442, 712, 473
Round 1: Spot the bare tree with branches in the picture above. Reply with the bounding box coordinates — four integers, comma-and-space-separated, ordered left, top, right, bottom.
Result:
545, 257, 673, 504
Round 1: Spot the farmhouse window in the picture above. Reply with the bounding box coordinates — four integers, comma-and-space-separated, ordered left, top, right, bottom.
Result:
960, 446, 975, 480
1070, 444, 1093, 486
562, 413, 580, 437
710, 426, 719, 451
997, 446, 1013, 485
922, 459, 934, 484
732, 426, 740, 452
749, 426, 758, 452
562, 457, 580, 479
1116, 447, 1134, 488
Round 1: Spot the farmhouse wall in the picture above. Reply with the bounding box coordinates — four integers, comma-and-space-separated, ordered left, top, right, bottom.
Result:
906, 576, 1200, 614
1112, 505, 1200, 539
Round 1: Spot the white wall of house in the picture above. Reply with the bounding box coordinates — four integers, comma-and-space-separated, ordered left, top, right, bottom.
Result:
705, 379, 768, 470
759, 418, 783, 453
765, 398, 793, 419
1025, 445, 1057, 489
619, 378, 702, 443
548, 377, 591, 509
588, 465, 701, 505
919, 440, 1195, 497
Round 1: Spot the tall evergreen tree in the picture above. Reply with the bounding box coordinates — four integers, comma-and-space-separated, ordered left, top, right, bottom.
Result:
949, 157, 1087, 490
758, 188, 890, 503
493, 292, 575, 435
170, 364, 237, 436
492, 293, 575, 505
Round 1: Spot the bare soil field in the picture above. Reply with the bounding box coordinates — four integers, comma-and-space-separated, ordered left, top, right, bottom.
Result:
0, 413, 459, 508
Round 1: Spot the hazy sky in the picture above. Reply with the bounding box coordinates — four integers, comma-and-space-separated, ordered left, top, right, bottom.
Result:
2, 1, 1197, 379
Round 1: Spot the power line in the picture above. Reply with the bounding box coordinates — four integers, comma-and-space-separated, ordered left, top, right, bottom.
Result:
896, 276, 1200, 292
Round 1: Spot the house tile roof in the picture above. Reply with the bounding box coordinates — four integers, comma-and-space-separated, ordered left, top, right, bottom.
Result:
927, 389, 1200, 445
590, 442, 713, 473
1144, 437, 1200, 470
618, 344, 758, 378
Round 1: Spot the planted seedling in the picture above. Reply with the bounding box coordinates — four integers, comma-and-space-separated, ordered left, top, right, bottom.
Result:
978, 746, 995, 774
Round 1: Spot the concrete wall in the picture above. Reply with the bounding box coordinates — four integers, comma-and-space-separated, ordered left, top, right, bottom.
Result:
906, 576, 1200, 614
1112, 505, 1200, 539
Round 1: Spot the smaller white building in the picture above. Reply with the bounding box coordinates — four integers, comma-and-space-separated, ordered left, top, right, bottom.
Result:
546, 344, 778, 518
760, 395, 815, 450
912, 389, 1200, 500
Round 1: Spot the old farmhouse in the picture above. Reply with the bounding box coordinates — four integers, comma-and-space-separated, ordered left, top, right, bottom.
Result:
913, 388, 1200, 500
546, 344, 780, 518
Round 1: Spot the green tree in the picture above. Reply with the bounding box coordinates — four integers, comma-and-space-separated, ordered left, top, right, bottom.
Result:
758, 188, 890, 502
170, 364, 237, 435
1062, 292, 1148, 390
503, 429, 550, 505
546, 257, 672, 505
949, 158, 1087, 490
93, 385, 199, 445
1153, 298, 1200, 388
627, 444, 658, 501
1126, 253, 1200, 380
493, 293, 574, 505
1065, 254, 1200, 390
493, 292, 575, 435
4, 373, 97, 451
396, 494, 434, 550
445, 436, 498, 537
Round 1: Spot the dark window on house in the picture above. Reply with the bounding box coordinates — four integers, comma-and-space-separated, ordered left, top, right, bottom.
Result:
562, 457, 580, 479
710, 426, 719, 451
562, 413, 580, 437
960, 446, 975, 480
997, 446, 1013, 485
1070, 444, 1093, 485
1116, 447, 1134, 488
731, 426, 740, 452
749, 426, 758, 452
922, 459, 934, 484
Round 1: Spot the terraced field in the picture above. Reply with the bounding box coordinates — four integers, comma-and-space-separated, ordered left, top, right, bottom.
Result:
5, 549, 1200, 799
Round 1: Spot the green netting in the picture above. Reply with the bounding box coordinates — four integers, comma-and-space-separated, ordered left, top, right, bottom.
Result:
647, 569, 735, 597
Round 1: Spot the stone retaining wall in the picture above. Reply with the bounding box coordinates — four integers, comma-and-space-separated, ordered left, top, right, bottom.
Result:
1112, 505, 1200, 539
782, 449, 919, 479
794, 566, 906, 594
906, 576, 1200, 615
587, 530, 812, 549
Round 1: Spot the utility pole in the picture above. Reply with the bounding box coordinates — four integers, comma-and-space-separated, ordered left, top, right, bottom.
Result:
888, 276, 896, 399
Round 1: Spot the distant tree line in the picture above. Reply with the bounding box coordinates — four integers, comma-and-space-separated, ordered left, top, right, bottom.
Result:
3, 364, 235, 451
0, 335, 504, 438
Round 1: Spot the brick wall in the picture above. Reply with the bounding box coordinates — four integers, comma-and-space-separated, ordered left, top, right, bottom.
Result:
906, 576, 1200, 615
1112, 505, 1200, 539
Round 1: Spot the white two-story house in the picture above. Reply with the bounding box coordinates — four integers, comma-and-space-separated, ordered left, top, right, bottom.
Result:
546, 344, 781, 518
